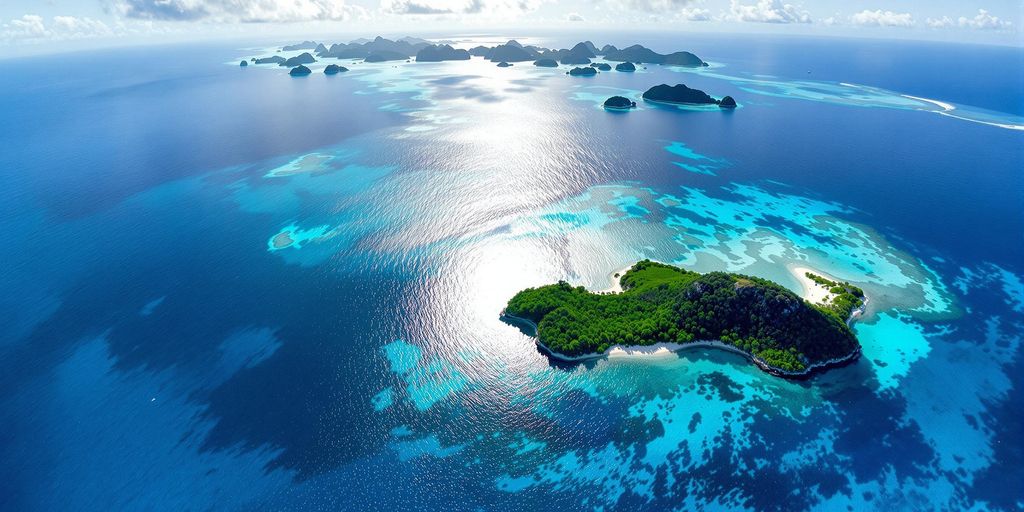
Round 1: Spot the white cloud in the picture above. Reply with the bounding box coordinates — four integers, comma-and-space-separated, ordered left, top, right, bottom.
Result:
567, 12, 584, 21
379, 0, 543, 16
728, 0, 811, 24
679, 7, 710, 21
610, 0, 693, 13
926, 16, 953, 29
958, 9, 1012, 30
1, 14, 115, 42
111, 0, 365, 22
850, 9, 914, 28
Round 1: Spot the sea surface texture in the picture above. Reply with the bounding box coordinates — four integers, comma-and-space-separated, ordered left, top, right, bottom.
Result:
0, 34, 1022, 511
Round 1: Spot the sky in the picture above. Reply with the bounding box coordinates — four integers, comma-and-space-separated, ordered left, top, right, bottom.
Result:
0, 0, 1021, 54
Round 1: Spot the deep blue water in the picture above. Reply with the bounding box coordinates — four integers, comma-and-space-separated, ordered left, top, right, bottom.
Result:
1, 34, 1022, 511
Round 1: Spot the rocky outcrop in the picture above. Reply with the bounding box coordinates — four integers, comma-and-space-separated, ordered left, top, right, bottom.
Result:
603, 96, 637, 109
255, 56, 287, 65
282, 41, 318, 51
614, 62, 636, 72
416, 44, 470, 62
365, 50, 408, 62
289, 65, 312, 76
568, 66, 597, 76
486, 41, 538, 62
280, 52, 316, 67
604, 45, 707, 67
642, 84, 718, 105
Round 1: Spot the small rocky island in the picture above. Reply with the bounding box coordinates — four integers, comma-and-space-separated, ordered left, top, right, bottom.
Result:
533, 58, 558, 67
503, 260, 865, 377
416, 44, 470, 62
289, 65, 312, 76
280, 52, 316, 67
604, 96, 636, 109
615, 62, 636, 72
324, 64, 348, 75
568, 66, 597, 76
643, 83, 736, 108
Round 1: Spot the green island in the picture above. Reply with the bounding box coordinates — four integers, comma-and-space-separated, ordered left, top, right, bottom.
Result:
503, 260, 866, 377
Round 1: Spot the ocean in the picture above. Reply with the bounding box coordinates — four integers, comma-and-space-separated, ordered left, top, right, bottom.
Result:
0, 33, 1021, 510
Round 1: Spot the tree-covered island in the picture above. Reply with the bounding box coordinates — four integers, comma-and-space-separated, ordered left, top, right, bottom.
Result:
503, 260, 866, 377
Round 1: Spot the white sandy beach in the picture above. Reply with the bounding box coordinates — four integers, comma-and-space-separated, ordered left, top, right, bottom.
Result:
599, 265, 634, 294
606, 342, 686, 358
901, 94, 954, 111
789, 265, 834, 305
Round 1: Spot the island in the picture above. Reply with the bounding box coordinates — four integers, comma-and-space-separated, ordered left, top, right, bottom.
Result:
533, 58, 559, 67
643, 83, 735, 107
365, 50, 408, 62
314, 36, 429, 60
485, 40, 538, 62
591, 62, 612, 71
496, 61, 513, 68
282, 41, 318, 51
288, 65, 312, 76
239, 60, 248, 67
324, 64, 348, 75
719, 95, 737, 108
261, 37, 709, 74
502, 260, 865, 377
279, 52, 316, 67
415, 44, 470, 62
254, 55, 286, 65
558, 42, 595, 65
604, 45, 707, 67
568, 66, 597, 76
603, 96, 637, 109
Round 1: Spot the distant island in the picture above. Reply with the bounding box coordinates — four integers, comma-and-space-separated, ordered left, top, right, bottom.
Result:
324, 64, 348, 75
502, 260, 865, 377
643, 84, 737, 108
604, 96, 636, 110
568, 66, 597, 76
289, 65, 312, 76
415, 44, 470, 62
280, 52, 316, 67
250, 37, 707, 73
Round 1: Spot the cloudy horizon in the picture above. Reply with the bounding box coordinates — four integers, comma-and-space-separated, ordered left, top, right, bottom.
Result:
1, 0, 1021, 55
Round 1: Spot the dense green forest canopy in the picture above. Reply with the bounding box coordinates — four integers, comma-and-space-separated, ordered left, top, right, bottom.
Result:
504, 260, 864, 373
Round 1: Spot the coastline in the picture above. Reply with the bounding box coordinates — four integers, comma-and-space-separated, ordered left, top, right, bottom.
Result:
502, 262, 869, 379
786, 263, 870, 326
598, 265, 634, 294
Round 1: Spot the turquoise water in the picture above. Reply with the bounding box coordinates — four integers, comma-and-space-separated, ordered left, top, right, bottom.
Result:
0, 35, 1021, 510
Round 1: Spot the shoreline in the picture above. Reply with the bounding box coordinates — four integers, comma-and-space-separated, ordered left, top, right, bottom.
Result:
501, 262, 869, 379
501, 312, 862, 379
901, 93, 954, 112
786, 264, 870, 326
598, 265, 635, 294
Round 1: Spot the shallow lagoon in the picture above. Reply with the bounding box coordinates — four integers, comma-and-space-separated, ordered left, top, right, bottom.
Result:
0, 34, 1021, 510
